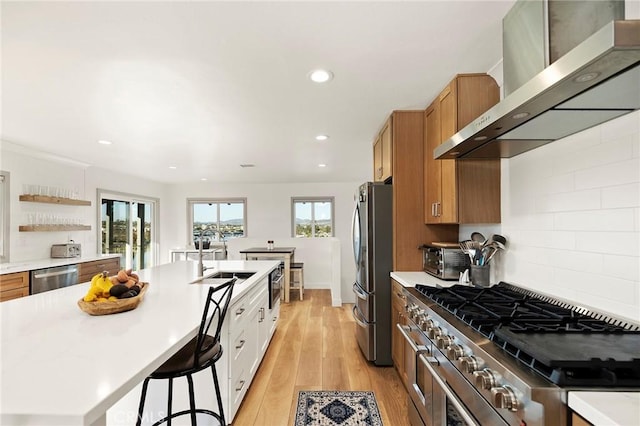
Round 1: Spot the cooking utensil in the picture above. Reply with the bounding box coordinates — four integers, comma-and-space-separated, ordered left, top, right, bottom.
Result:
459, 240, 476, 263
471, 232, 486, 244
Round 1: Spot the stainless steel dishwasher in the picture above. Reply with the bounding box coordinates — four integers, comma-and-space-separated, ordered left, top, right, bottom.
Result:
30, 264, 79, 295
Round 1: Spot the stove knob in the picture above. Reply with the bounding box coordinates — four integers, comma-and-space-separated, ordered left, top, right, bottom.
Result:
435, 334, 453, 349
419, 317, 434, 332
427, 326, 442, 339
491, 386, 519, 411
447, 344, 464, 360
459, 355, 479, 373
473, 369, 496, 390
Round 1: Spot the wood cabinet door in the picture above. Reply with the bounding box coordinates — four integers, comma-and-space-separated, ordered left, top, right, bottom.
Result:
380, 118, 393, 182
0, 271, 30, 302
438, 81, 459, 223
373, 136, 383, 181
391, 280, 407, 388
424, 102, 442, 224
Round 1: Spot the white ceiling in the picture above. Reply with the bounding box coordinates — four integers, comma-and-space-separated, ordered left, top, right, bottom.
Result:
1, 1, 515, 184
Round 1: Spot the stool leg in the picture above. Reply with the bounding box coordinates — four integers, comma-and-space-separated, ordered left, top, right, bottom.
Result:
186, 374, 197, 426
167, 378, 173, 426
300, 270, 304, 301
136, 377, 151, 426
211, 364, 226, 426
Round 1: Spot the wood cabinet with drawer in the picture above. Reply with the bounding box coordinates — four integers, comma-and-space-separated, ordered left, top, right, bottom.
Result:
391, 279, 408, 388
0, 271, 30, 302
78, 257, 121, 283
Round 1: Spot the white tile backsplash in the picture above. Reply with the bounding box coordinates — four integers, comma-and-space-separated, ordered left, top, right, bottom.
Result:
501, 110, 640, 323
601, 183, 640, 208
536, 188, 601, 213
574, 158, 640, 190
554, 209, 636, 232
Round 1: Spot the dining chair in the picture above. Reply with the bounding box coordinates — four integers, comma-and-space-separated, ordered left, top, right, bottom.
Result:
136, 278, 236, 426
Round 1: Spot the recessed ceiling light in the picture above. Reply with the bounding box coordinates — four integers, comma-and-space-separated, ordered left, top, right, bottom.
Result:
309, 69, 333, 83
240, 164, 255, 168
98, 140, 112, 145
318, 163, 327, 168
315, 135, 329, 141
200, 178, 207, 181
168, 166, 177, 170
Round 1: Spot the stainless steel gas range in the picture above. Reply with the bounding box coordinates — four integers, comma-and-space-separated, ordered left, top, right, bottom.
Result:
398, 282, 640, 426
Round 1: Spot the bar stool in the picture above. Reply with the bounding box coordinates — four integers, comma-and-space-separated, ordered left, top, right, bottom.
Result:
136, 278, 236, 426
289, 262, 304, 301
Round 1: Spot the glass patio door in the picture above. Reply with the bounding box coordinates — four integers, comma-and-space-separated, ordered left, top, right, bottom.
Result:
99, 192, 157, 271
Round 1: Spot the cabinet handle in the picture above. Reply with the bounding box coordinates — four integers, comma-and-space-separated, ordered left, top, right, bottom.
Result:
235, 340, 246, 349
235, 380, 246, 392
235, 307, 245, 316
258, 307, 264, 322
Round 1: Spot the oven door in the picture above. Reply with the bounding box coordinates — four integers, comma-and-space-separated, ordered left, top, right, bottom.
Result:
417, 353, 479, 426
397, 324, 434, 426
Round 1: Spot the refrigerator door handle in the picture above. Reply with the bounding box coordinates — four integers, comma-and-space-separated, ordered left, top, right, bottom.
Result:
352, 305, 369, 328
351, 199, 360, 267
352, 282, 368, 300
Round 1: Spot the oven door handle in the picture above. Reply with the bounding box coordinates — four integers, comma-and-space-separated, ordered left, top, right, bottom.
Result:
418, 353, 480, 426
396, 324, 428, 353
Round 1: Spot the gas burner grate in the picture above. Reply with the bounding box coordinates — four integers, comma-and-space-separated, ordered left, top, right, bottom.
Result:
414, 283, 640, 386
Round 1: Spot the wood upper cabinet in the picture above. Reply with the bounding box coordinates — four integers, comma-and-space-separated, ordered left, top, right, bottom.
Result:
373, 117, 392, 182
424, 74, 502, 224
0, 271, 30, 302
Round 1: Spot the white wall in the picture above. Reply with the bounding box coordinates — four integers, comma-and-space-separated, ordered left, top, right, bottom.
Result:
1, 142, 166, 262
497, 111, 640, 322
164, 181, 361, 304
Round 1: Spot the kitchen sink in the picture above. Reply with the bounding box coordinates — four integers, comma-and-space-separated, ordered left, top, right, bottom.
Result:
207, 271, 255, 279
193, 271, 255, 286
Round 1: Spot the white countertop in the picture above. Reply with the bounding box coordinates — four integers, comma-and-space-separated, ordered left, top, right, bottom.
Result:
569, 392, 640, 425
0, 259, 279, 426
0, 254, 121, 275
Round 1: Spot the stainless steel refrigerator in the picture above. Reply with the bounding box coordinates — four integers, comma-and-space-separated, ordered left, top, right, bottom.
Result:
351, 182, 393, 366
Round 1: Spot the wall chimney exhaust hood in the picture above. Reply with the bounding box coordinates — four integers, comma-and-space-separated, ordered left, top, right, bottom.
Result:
434, 20, 640, 160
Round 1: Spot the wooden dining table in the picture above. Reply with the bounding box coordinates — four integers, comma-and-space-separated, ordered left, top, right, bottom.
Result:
239, 247, 296, 303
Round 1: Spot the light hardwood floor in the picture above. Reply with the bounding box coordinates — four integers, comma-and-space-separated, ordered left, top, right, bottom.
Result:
232, 289, 410, 425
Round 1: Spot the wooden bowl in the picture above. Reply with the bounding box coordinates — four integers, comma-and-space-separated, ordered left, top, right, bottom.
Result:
78, 282, 149, 316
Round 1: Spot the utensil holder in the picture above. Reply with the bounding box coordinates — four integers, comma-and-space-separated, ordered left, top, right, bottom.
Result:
470, 265, 490, 287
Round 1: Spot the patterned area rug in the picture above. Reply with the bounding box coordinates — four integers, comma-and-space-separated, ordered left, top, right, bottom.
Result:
295, 390, 383, 425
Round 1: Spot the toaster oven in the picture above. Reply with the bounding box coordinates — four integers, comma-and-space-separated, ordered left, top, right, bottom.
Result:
420, 243, 469, 280
51, 243, 81, 258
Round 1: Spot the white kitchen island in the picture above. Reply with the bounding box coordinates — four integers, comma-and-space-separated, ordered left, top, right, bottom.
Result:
0, 260, 280, 426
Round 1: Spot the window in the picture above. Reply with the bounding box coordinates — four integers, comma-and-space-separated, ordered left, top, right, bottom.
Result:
188, 198, 247, 244
292, 197, 334, 238
0, 171, 9, 263
98, 190, 159, 270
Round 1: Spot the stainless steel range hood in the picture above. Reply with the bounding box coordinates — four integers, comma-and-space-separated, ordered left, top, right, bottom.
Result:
434, 19, 640, 160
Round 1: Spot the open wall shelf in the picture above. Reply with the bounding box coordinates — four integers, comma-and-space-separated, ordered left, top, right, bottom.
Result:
19, 195, 91, 206
19, 225, 91, 232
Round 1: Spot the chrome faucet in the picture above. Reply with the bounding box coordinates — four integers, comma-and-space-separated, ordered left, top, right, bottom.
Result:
197, 227, 228, 276
197, 227, 214, 277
